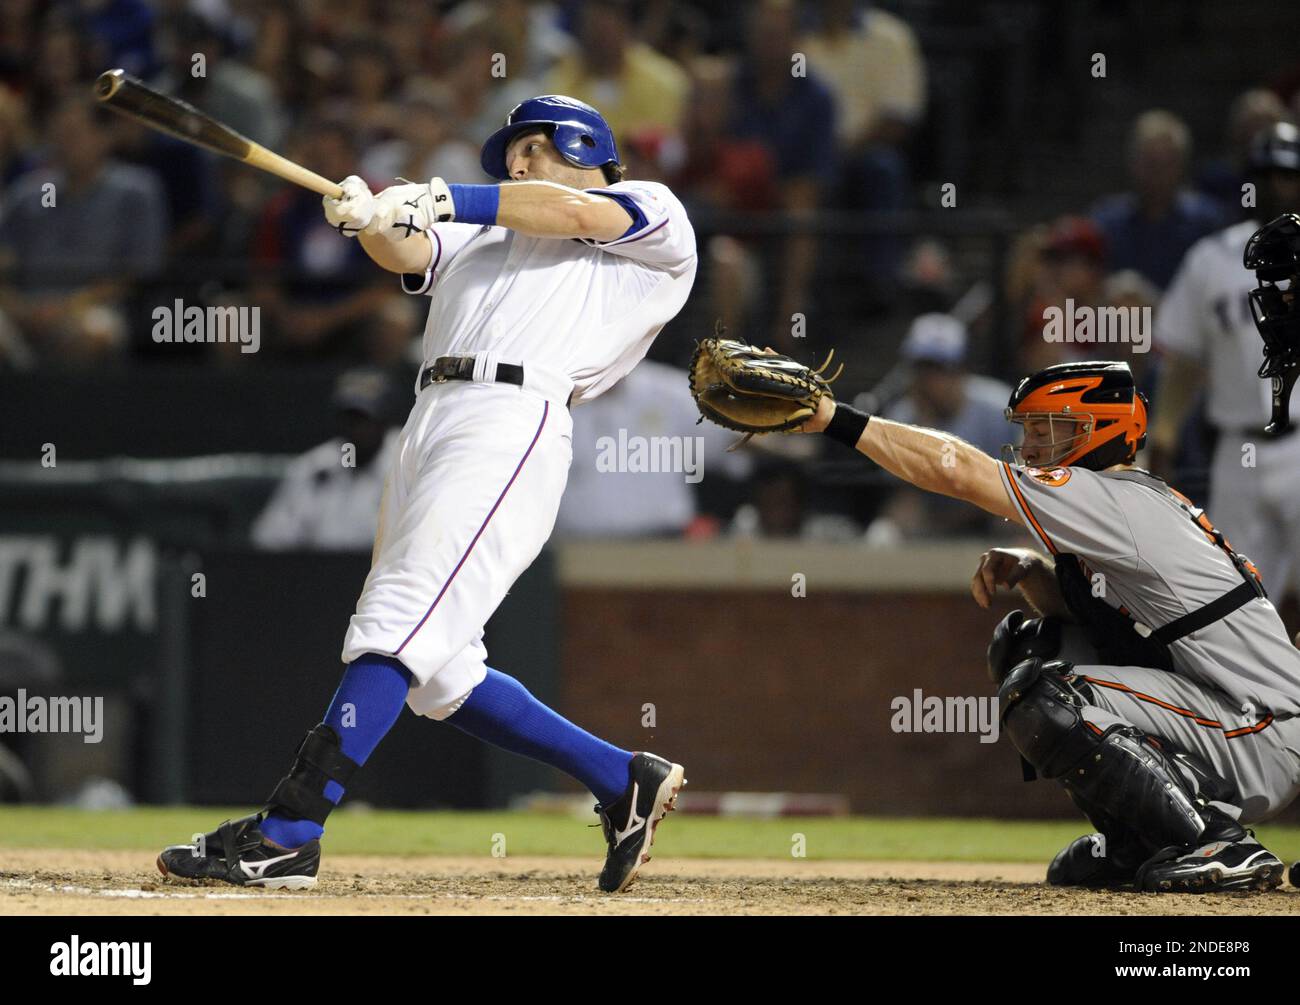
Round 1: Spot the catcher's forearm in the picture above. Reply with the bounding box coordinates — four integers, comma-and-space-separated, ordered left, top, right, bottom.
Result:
856, 415, 996, 501
359, 231, 433, 275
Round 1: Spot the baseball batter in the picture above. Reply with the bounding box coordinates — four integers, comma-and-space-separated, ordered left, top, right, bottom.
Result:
790, 359, 1300, 892
1150, 121, 1300, 601
158, 95, 696, 894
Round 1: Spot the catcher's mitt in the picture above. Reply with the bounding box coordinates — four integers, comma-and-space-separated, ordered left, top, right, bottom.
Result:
689, 325, 843, 448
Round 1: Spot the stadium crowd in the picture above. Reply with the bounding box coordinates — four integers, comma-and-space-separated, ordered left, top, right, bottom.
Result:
3, 0, 1300, 547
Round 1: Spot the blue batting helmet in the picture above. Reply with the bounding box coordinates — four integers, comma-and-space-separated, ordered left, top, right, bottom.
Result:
479, 94, 620, 180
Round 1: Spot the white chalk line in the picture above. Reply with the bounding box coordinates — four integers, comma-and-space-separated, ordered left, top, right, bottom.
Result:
0, 877, 706, 905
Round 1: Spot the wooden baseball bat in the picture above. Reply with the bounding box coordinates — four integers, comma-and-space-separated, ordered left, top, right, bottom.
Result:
94, 69, 344, 199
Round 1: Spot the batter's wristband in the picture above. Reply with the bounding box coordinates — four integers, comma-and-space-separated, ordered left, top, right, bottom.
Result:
448, 183, 499, 225
822, 402, 870, 449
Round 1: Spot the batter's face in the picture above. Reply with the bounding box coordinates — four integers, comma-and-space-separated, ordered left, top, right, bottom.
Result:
503, 130, 602, 187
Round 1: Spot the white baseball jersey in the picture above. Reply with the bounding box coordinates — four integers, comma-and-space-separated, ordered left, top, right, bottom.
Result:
342, 179, 698, 716
400, 179, 698, 404
1156, 217, 1300, 595
1156, 219, 1272, 430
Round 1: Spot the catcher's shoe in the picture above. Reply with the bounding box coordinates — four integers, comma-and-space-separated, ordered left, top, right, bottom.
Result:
595, 752, 685, 893
157, 812, 320, 890
1136, 833, 1284, 893
1047, 832, 1145, 888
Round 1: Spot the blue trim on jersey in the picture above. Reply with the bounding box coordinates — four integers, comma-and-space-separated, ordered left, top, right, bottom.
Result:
586, 189, 648, 240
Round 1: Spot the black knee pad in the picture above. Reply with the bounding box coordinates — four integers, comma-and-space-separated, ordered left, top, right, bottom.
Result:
265, 723, 361, 826
998, 658, 1219, 851
987, 611, 1062, 686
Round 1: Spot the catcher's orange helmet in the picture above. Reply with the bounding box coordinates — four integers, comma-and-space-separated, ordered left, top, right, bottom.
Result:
1005, 360, 1147, 470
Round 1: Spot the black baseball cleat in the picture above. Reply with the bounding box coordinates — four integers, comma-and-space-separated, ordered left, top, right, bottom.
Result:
157, 812, 320, 890
1046, 832, 1145, 888
1136, 833, 1284, 893
595, 752, 686, 893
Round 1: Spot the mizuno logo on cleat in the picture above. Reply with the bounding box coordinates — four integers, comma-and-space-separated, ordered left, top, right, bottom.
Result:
613, 783, 647, 845
238, 851, 299, 879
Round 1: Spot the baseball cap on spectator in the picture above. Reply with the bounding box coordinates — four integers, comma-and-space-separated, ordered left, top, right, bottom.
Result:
332, 368, 395, 421
1040, 216, 1107, 264
900, 313, 968, 368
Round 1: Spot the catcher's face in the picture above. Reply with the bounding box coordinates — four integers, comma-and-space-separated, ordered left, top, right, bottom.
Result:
1010, 415, 1091, 467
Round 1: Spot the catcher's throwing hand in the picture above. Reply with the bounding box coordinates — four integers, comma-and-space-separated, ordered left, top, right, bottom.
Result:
971, 547, 1036, 609
689, 326, 843, 447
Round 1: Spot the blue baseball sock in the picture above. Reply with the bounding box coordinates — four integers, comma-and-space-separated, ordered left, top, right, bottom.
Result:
448, 668, 632, 806
261, 653, 412, 848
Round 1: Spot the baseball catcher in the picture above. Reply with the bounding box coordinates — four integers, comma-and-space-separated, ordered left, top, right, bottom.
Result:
696, 351, 1300, 892
1245, 211, 1300, 433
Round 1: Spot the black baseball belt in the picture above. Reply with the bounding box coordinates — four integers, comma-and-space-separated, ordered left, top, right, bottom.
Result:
420, 356, 524, 390
419, 356, 574, 407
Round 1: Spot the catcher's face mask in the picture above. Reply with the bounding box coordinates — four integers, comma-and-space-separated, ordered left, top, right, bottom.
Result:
1002, 361, 1146, 470
1003, 414, 1091, 468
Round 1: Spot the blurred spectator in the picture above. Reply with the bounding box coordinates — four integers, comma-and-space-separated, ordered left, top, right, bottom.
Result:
0, 98, 167, 365
0, 0, 37, 93
251, 368, 401, 551
446, 19, 539, 149
248, 117, 391, 360
545, 0, 690, 140
82, 0, 158, 79
730, 459, 859, 540
1090, 110, 1225, 290
1018, 216, 1108, 372
639, 0, 712, 68
1196, 88, 1291, 217
725, 0, 838, 350
360, 80, 481, 186
670, 57, 779, 335
446, 0, 573, 82
554, 359, 751, 539
1102, 269, 1161, 383
0, 83, 32, 185
802, 0, 925, 284
151, 11, 285, 148
26, 12, 94, 119
866, 314, 1014, 541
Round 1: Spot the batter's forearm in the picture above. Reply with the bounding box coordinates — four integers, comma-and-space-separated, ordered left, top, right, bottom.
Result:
359, 231, 433, 275
496, 181, 631, 240
1149, 352, 1205, 451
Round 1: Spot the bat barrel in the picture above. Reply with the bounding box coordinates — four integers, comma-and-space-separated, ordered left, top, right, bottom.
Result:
94, 69, 126, 101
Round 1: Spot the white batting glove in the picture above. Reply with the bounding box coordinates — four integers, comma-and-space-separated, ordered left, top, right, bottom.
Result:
370, 177, 455, 241
322, 175, 376, 237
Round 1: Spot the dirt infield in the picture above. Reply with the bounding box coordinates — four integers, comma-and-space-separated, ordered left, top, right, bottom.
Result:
1, 848, 1298, 915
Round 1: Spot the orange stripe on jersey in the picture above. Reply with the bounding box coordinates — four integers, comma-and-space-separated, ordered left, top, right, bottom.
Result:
1002, 463, 1058, 555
